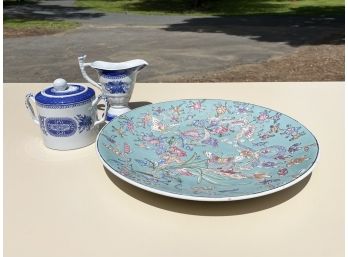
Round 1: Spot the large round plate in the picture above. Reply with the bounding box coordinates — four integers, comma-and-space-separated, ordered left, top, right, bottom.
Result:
97, 99, 319, 201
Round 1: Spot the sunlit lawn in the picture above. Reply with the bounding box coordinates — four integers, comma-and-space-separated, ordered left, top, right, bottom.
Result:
4, 18, 80, 36
4, 18, 79, 29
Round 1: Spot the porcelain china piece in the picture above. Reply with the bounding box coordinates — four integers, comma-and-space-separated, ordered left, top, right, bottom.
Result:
97, 99, 319, 201
25, 78, 109, 150
78, 55, 148, 121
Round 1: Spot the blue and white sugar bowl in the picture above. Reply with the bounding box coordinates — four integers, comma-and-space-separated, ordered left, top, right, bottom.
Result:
25, 78, 109, 150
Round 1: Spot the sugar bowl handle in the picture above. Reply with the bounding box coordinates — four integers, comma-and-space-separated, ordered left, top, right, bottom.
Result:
92, 95, 109, 126
78, 55, 102, 89
25, 93, 39, 125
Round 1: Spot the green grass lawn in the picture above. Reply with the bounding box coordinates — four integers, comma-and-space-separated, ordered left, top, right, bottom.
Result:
4, 18, 79, 30
75, 0, 345, 16
4, 18, 80, 36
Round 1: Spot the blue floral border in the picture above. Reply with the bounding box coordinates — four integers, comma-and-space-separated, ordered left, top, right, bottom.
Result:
36, 98, 92, 109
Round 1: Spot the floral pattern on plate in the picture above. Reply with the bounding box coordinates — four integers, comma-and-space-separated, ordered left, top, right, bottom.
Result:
97, 99, 319, 201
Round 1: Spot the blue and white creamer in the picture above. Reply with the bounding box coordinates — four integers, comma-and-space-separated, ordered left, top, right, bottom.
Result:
78, 55, 148, 122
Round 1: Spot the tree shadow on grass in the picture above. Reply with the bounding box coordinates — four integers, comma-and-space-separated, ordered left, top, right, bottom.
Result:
125, 0, 293, 15
163, 15, 344, 46
125, 0, 345, 16
4, 0, 40, 7
124, 0, 193, 13
4, 1, 105, 20
123, 0, 345, 46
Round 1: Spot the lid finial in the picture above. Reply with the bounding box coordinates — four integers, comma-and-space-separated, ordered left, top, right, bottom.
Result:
53, 78, 68, 91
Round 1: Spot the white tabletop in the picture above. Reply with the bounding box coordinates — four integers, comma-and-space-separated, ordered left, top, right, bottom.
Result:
4, 82, 345, 257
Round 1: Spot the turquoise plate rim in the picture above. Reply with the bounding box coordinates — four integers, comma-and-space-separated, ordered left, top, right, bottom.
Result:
96, 98, 320, 202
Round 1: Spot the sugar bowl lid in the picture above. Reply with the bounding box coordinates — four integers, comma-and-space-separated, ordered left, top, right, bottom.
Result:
35, 78, 95, 105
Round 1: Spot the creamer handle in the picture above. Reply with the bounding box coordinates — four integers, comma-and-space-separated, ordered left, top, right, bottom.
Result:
92, 95, 109, 126
78, 55, 102, 89
25, 93, 39, 125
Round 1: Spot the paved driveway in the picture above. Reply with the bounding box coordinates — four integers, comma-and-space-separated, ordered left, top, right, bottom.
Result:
4, 0, 344, 82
